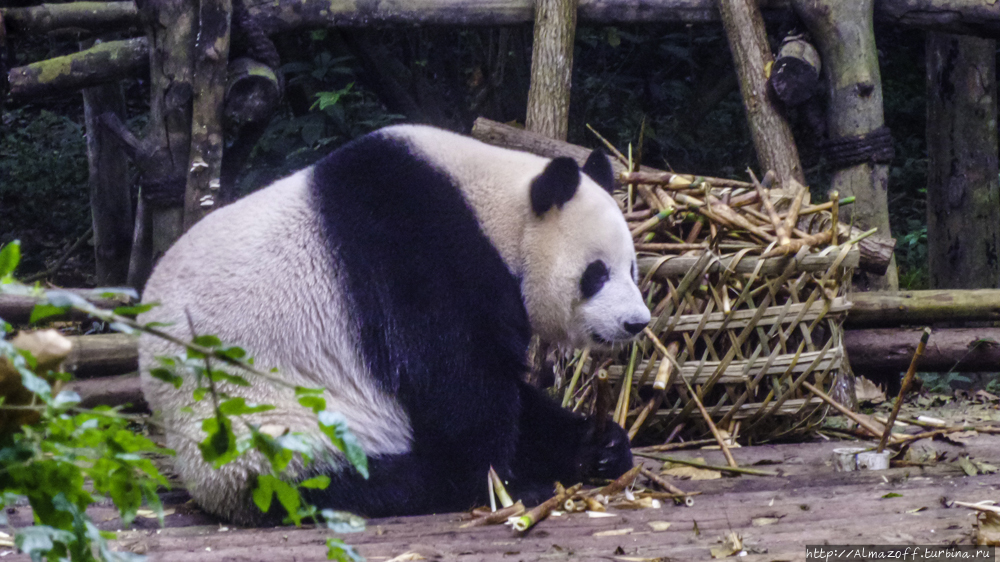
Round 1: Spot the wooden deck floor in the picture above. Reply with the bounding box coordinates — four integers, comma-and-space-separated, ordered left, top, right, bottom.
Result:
5, 435, 999, 561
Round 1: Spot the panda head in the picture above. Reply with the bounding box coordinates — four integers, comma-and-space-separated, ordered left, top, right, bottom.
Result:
520, 151, 651, 350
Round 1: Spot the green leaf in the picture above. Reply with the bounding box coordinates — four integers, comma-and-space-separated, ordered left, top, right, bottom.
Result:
0, 241, 21, 279
219, 397, 275, 416
299, 475, 330, 490
326, 538, 365, 562
149, 367, 184, 389
273, 478, 302, 525
20, 370, 52, 397
882, 492, 902, 499
298, 395, 326, 414
52, 390, 81, 408
295, 386, 324, 396
198, 415, 238, 468
219, 346, 247, 360
252, 473, 277, 514
112, 303, 155, 317
193, 334, 223, 348
318, 411, 368, 479
29, 303, 68, 324
251, 428, 294, 472
320, 510, 366, 534
208, 369, 251, 387
192, 387, 208, 402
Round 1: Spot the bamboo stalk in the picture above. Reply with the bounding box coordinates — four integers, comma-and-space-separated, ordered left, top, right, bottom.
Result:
676, 366, 738, 468
634, 452, 778, 476
633, 438, 716, 453
594, 369, 612, 441
634, 243, 708, 252
562, 348, 590, 408
829, 190, 840, 243
620, 171, 753, 190
877, 327, 931, 453
511, 483, 582, 533
595, 464, 642, 497
489, 466, 514, 508
750, 169, 784, 242
638, 466, 689, 496
781, 178, 808, 245
460, 501, 526, 527
801, 380, 894, 441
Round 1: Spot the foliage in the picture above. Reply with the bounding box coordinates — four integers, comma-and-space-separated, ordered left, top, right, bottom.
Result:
0, 108, 91, 278
0, 241, 366, 561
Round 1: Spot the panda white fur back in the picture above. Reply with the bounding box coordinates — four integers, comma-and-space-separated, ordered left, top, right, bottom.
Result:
139, 125, 649, 524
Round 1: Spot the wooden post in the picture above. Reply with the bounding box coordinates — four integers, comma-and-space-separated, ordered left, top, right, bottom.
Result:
129, 0, 196, 289
715, 0, 804, 184
81, 43, 133, 285
184, 0, 232, 229
925, 34, 999, 289
792, 0, 898, 290
525, 0, 577, 141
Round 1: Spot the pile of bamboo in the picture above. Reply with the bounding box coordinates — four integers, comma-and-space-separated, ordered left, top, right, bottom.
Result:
561, 163, 866, 444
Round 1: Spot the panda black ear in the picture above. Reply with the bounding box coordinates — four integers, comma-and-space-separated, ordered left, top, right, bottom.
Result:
582, 150, 615, 194
530, 157, 580, 216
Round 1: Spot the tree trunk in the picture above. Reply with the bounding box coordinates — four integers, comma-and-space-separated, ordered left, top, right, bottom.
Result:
925, 34, 1000, 290
82, 59, 133, 285
792, 0, 899, 291
525, 0, 577, 141
716, 0, 804, 184
128, 0, 196, 289
183, 0, 232, 229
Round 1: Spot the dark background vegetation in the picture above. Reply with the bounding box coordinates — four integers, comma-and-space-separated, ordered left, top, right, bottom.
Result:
0, 23, 991, 289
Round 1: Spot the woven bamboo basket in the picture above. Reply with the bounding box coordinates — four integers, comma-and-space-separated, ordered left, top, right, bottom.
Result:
556, 168, 863, 444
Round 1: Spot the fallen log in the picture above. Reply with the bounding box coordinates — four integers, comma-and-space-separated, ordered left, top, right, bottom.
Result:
65, 333, 137, 379
0, 290, 133, 325
65, 373, 146, 412
846, 289, 1000, 328
845, 327, 1000, 373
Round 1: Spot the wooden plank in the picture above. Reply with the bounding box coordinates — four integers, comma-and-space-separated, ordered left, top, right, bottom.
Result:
6, 438, 993, 561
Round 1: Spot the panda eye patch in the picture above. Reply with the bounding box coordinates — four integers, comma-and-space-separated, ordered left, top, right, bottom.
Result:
580, 260, 610, 299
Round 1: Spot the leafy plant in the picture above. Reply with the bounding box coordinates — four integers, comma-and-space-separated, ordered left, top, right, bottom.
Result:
0, 241, 367, 561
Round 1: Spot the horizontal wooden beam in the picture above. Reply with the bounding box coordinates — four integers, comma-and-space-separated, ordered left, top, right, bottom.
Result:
1, 2, 139, 34
846, 289, 1000, 328
7, 37, 148, 101
243, 0, 999, 36
4, 0, 995, 37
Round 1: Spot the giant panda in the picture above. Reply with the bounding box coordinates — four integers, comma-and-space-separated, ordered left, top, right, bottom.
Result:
139, 125, 651, 525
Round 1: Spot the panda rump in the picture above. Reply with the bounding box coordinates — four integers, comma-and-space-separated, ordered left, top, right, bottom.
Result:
138, 125, 641, 525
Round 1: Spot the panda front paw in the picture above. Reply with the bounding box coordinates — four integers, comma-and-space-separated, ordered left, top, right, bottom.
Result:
582, 419, 634, 480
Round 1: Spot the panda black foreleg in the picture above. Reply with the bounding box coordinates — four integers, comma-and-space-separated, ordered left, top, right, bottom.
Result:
509, 380, 633, 504
298, 450, 472, 519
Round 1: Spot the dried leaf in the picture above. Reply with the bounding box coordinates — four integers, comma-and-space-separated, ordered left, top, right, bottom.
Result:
856, 376, 886, 404
751, 516, 781, 527
976, 511, 1000, 546
958, 455, 979, 476
661, 464, 721, 480
594, 528, 634, 537
648, 521, 672, 532
710, 532, 743, 558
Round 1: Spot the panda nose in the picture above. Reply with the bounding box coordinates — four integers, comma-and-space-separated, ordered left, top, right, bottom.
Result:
623, 321, 646, 336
